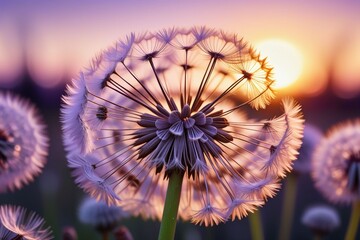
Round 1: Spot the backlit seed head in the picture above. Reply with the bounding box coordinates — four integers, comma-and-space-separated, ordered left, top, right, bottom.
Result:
62, 27, 304, 226
0, 92, 48, 192
312, 119, 360, 204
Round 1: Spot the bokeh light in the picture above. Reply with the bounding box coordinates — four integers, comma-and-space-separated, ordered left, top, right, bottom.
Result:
333, 31, 360, 98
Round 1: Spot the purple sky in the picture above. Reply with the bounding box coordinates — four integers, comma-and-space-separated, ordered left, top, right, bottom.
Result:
1, 0, 359, 95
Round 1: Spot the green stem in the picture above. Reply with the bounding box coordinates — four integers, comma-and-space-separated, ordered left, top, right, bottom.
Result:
279, 174, 298, 240
249, 210, 264, 240
158, 171, 184, 240
42, 189, 59, 239
345, 200, 360, 240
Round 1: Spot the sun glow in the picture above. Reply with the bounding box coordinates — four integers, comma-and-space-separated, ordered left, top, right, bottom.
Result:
256, 39, 303, 89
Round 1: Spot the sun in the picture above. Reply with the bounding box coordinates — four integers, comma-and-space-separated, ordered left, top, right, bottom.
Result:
256, 39, 303, 89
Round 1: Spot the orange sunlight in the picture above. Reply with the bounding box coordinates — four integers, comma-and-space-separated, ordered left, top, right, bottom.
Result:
256, 39, 303, 90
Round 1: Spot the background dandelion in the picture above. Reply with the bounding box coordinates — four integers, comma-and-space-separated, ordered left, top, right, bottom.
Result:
78, 197, 129, 240
0, 92, 48, 193
312, 120, 360, 240
301, 204, 340, 239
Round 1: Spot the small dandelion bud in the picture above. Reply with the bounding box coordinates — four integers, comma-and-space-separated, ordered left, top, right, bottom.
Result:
62, 226, 78, 240
78, 197, 129, 233
0, 92, 49, 192
301, 205, 340, 237
113, 226, 134, 240
0, 205, 53, 240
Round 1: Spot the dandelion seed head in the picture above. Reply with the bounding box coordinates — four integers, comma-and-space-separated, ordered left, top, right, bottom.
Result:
0, 92, 48, 192
0, 205, 53, 240
301, 205, 340, 237
312, 120, 360, 204
78, 197, 129, 232
62, 27, 304, 226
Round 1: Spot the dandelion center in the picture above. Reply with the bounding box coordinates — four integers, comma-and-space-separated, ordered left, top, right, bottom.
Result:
134, 102, 233, 178
312, 120, 360, 204
0, 129, 15, 170
346, 152, 360, 195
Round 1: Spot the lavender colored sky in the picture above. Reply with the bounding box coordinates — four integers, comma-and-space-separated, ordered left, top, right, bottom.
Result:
0, 0, 359, 96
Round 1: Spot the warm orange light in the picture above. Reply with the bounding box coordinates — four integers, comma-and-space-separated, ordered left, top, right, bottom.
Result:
256, 39, 303, 89
333, 33, 360, 98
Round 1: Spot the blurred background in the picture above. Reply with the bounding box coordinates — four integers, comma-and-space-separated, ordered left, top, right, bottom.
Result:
0, 0, 359, 239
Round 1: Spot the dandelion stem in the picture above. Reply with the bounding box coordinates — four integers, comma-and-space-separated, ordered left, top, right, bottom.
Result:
345, 200, 360, 240
279, 174, 297, 240
158, 171, 184, 240
249, 210, 264, 240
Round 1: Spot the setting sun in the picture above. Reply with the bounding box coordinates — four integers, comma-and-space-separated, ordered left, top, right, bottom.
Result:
256, 39, 303, 89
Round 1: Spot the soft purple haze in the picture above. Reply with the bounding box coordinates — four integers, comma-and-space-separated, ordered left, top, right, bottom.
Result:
0, 0, 359, 95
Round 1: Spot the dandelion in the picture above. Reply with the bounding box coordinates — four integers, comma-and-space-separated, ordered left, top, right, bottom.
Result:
61, 27, 304, 240
78, 197, 128, 240
312, 120, 360, 240
0, 92, 48, 192
0, 205, 53, 240
279, 123, 323, 240
301, 205, 340, 239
